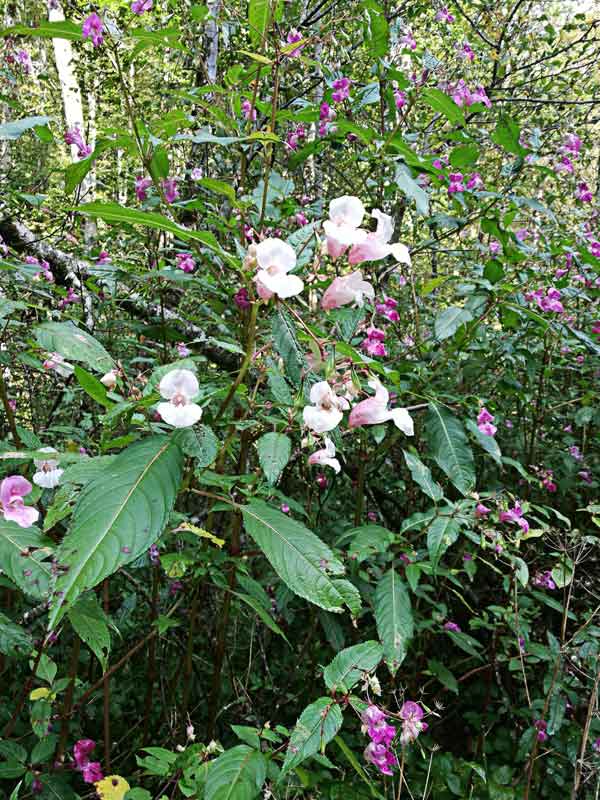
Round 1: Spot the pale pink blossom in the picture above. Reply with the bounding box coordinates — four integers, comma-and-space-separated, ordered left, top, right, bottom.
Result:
321, 270, 374, 310
323, 195, 367, 259
33, 447, 63, 489
348, 379, 413, 435
253, 238, 303, 299
303, 382, 349, 433
157, 369, 202, 428
348, 210, 411, 266
0, 476, 39, 528
308, 438, 341, 473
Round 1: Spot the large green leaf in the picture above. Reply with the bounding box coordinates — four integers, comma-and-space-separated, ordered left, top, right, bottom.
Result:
271, 309, 307, 386
241, 501, 361, 615
491, 115, 527, 157
340, 524, 394, 563
364, 1, 389, 58
466, 420, 502, 464
73, 202, 229, 260
422, 88, 465, 127
35, 322, 115, 373
1, 21, 82, 40
281, 698, 343, 775
248, 0, 270, 44
0, 521, 53, 599
323, 640, 383, 693
0, 116, 51, 141
0, 612, 33, 657
256, 432, 291, 486
68, 592, 111, 672
374, 568, 413, 675
403, 450, 444, 502
426, 516, 460, 571
205, 745, 267, 800
48, 436, 183, 628
175, 425, 219, 468
434, 306, 473, 341
425, 404, 475, 495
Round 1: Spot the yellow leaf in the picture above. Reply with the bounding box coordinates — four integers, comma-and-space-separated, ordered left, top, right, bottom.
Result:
30, 687, 51, 701
174, 522, 225, 548
95, 776, 130, 800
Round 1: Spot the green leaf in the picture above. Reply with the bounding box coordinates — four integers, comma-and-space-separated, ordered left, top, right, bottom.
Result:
465, 420, 502, 464
364, 1, 389, 58
248, 0, 270, 44
0, 521, 53, 599
256, 432, 291, 486
241, 501, 361, 615
342, 524, 394, 563
403, 450, 444, 502
68, 592, 111, 671
74, 366, 113, 408
65, 136, 133, 193
449, 144, 479, 169
198, 177, 237, 203
491, 115, 527, 157
1, 20, 82, 40
48, 436, 183, 628
73, 202, 229, 261
422, 88, 465, 127
205, 745, 267, 800
271, 309, 307, 386
394, 163, 430, 216
428, 659, 458, 693
35, 322, 115, 373
427, 516, 460, 571
281, 698, 343, 775
374, 568, 413, 675
434, 306, 473, 340
175, 425, 219, 468
0, 612, 33, 656
425, 404, 475, 495
323, 640, 383, 693
0, 116, 52, 141
232, 591, 290, 643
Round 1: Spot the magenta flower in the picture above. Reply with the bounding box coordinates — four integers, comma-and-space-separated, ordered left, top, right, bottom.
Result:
477, 407, 497, 437
555, 156, 574, 175
444, 621, 461, 633
332, 76, 351, 103
176, 253, 195, 273
82, 12, 104, 47
575, 182, 593, 202
499, 502, 529, 534
475, 502, 491, 517
234, 287, 251, 309
590, 241, 600, 257
460, 42, 475, 61
436, 7, 455, 22
376, 296, 400, 323
562, 133, 582, 157
489, 239, 501, 255
280, 503, 290, 514
64, 126, 92, 159
241, 99, 257, 121
466, 172, 484, 190
73, 739, 103, 783
96, 250, 111, 265
592, 737, 600, 752
364, 741, 397, 775
131, 0, 153, 13
533, 570, 556, 590
394, 89, 407, 109
362, 327, 387, 357
286, 124, 306, 151
135, 176, 152, 201
534, 719, 548, 742
285, 29, 304, 57
176, 342, 191, 358
295, 211, 308, 226
569, 445, 583, 461
81, 762, 103, 783
0, 476, 39, 528
401, 31, 417, 50
16, 50, 33, 75
448, 173, 466, 194
578, 470, 592, 484
162, 177, 179, 204
399, 701, 428, 746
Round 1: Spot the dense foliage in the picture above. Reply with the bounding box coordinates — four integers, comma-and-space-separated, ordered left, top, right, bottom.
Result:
0, 0, 599, 798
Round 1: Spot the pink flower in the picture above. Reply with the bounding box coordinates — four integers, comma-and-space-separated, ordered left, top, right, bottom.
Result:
332, 76, 351, 102
348, 209, 411, 266
253, 238, 303, 300
321, 271, 374, 310
590, 242, 600, 257
234, 287, 251, 309
73, 739, 103, 783
489, 240, 501, 255
448, 173, 465, 194
285, 29, 304, 57
499, 502, 529, 534
81, 762, 103, 783
534, 719, 549, 742
592, 737, 600, 753
349, 379, 413, 435
135, 176, 152, 201
16, 50, 33, 75
295, 211, 308, 226
131, 0, 152, 13
308, 438, 340, 473
323, 195, 366, 259
592, 321, 600, 336
43, 352, 74, 378
191, 167, 203, 180
555, 156, 574, 175
64, 126, 92, 159
176, 342, 190, 357
303, 382, 349, 433
477, 407, 497, 437
575, 182, 593, 203
444, 621, 461, 633
176, 253, 195, 273
578, 470, 592, 484
82, 12, 104, 47
96, 250, 111, 265
569, 445, 583, 461
562, 133, 582, 157
470, 85, 491, 107
475, 503, 490, 517
376, 296, 400, 322
466, 172, 484, 190
0, 476, 39, 528
399, 701, 428, 746
162, 177, 179, 204
286, 124, 306, 151
460, 42, 475, 61
436, 7, 455, 22
364, 741, 397, 775
361, 326, 387, 357
241, 99, 256, 121
402, 31, 417, 50
394, 90, 407, 109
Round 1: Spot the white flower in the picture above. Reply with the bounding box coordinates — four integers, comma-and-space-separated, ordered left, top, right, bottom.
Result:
302, 381, 350, 433
100, 369, 118, 390
253, 238, 304, 299
157, 369, 202, 428
33, 447, 63, 489
43, 352, 74, 378
323, 196, 368, 259
308, 437, 341, 473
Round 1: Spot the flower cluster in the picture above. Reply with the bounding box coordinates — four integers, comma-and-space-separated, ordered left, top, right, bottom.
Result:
318, 102, 336, 136
64, 126, 92, 159
477, 407, 497, 437
131, 0, 153, 13
241, 99, 256, 121
361, 326, 387, 357
176, 253, 195, 273
73, 739, 103, 784
525, 287, 564, 314
450, 80, 491, 108
533, 571, 556, 590
135, 176, 152, 201
499, 502, 530, 534
361, 705, 397, 775
376, 296, 400, 322
82, 13, 104, 47
332, 76, 351, 103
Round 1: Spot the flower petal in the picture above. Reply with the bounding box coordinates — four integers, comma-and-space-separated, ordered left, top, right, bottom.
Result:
255, 238, 297, 273
256, 270, 304, 299
329, 195, 365, 229
157, 401, 203, 428
159, 369, 199, 401
302, 405, 343, 433
33, 468, 63, 489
